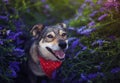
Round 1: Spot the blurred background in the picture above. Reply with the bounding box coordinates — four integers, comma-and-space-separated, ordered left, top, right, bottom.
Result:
0, 0, 120, 83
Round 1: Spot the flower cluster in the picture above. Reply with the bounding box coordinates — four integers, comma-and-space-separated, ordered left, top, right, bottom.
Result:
53, 0, 120, 82
104, 0, 120, 11
0, 1, 27, 81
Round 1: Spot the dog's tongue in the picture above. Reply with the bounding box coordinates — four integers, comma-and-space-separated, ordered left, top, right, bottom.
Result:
54, 50, 65, 58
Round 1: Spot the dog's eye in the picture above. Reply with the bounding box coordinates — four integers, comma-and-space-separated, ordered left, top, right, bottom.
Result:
62, 33, 66, 37
47, 34, 54, 38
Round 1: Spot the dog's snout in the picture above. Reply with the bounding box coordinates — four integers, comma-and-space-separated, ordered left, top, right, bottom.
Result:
59, 40, 67, 49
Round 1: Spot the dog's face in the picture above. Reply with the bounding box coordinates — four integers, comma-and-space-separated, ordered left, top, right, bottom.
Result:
30, 23, 68, 61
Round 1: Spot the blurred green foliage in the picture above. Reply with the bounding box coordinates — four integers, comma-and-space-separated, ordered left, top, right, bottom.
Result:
6, 0, 84, 26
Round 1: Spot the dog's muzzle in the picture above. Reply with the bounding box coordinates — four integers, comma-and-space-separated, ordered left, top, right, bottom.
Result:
58, 40, 67, 49
46, 47, 65, 61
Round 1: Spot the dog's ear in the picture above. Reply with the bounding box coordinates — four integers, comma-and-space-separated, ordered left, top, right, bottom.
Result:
59, 23, 67, 29
30, 24, 44, 38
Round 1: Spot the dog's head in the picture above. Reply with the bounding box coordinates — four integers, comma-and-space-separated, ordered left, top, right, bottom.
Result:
30, 23, 68, 61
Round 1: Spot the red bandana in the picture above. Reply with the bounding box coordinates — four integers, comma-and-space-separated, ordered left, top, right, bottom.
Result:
39, 56, 62, 78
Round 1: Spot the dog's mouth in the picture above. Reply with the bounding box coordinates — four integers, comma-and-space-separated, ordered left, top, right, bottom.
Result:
46, 47, 65, 61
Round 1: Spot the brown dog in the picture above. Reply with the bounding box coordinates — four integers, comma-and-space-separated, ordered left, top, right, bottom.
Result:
28, 23, 68, 83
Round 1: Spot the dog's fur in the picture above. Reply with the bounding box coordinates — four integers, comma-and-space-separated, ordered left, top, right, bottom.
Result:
26, 23, 68, 83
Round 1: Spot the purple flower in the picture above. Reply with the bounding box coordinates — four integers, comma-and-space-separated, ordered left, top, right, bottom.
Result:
13, 48, 24, 52
52, 70, 56, 79
16, 37, 24, 45
79, 43, 87, 50
0, 26, 3, 30
92, 39, 103, 46
89, 11, 98, 17
6, 30, 11, 36
107, 0, 114, 3
90, 49, 96, 53
43, 4, 51, 13
87, 72, 104, 79
81, 73, 88, 80
81, 3, 86, 9
9, 61, 20, 72
63, 20, 69, 24
111, 67, 120, 73
99, 62, 104, 65
0, 15, 8, 21
82, 46, 87, 50
41, 0, 46, 3
80, 28, 96, 36
87, 73, 98, 79
99, 72, 104, 77
77, 26, 86, 34
2, 0, 9, 4
7, 31, 23, 40
97, 0, 103, 4
7, 31, 15, 40
77, 8, 83, 17
96, 65, 101, 70
98, 14, 108, 21
108, 35, 116, 40
6, 69, 17, 78
68, 37, 77, 42
75, 51, 82, 57
99, 8, 106, 12
13, 48, 24, 57
92, 39, 109, 46
85, 0, 92, 3
44, 4, 50, 9
6, 61, 20, 78
68, 27, 76, 31
71, 39, 79, 49
79, 43, 84, 48
104, 2, 114, 9
13, 32, 23, 40
0, 40, 3, 45
14, 20, 24, 29
6, 68, 17, 78
90, 2, 95, 6
88, 21, 95, 26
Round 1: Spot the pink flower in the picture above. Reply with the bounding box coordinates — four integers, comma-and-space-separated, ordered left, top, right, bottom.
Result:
107, 0, 115, 2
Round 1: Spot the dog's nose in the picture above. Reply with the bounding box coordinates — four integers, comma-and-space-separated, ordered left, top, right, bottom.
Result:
59, 40, 67, 49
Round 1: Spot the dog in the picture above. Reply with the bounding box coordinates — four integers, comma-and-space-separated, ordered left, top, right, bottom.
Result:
27, 23, 68, 83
